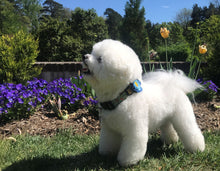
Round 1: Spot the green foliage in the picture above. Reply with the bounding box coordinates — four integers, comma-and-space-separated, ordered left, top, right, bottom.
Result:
41, 0, 64, 19
175, 8, 192, 29
37, 8, 108, 62
121, 0, 148, 61
204, 42, 220, 87
0, 30, 41, 84
37, 17, 67, 61
0, 0, 25, 34
157, 42, 191, 61
167, 22, 186, 44
200, 15, 220, 86
69, 8, 108, 57
191, 3, 220, 27
0, 0, 42, 35
104, 8, 123, 40
59, 35, 84, 62
145, 22, 163, 50
19, 0, 42, 33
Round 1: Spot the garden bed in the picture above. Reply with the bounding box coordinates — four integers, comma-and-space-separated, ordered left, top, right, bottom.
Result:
0, 97, 219, 138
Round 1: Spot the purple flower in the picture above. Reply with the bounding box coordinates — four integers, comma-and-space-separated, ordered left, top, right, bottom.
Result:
0, 107, 4, 114
23, 91, 32, 98
70, 99, 75, 104
28, 101, 34, 106
6, 92, 14, 99
80, 93, 86, 99
6, 102, 13, 108
7, 83, 14, 89
0, 85, 7, 91
37, 97, 42, 102
16, 84, 23, 90
17, 98, 24, 104
83, 100, 90, 106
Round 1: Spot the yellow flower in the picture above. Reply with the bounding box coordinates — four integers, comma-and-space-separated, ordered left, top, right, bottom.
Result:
160, 27, 170, 39
199, 45, 207, 54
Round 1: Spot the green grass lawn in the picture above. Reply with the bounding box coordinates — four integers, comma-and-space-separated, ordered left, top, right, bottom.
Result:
0, 130, 219, 171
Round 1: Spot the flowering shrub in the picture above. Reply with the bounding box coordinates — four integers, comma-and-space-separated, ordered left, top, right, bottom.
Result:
0, 77, 98, 122
196, 79, 219, 101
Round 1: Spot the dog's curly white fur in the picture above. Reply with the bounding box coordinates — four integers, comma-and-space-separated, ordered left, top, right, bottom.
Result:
82, 39, 205, 166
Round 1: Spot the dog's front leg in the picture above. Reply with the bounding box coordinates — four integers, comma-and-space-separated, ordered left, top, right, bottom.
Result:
99, 122, 121, 156
117, 132, 148, 167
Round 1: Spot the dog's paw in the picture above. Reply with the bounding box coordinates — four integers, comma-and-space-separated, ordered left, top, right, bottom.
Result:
118, 159, 140, 167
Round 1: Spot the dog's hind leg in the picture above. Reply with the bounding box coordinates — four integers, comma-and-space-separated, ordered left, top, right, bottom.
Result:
160, 122, 179, 144
171, 94, 205, 152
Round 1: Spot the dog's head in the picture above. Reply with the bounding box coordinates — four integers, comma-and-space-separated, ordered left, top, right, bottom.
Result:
82, 39, 142, 101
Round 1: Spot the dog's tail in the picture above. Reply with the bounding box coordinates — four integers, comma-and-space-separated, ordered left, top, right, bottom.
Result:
142, 70, 202, 94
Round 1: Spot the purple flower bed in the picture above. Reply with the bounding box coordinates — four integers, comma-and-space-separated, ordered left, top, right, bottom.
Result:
196, 79, 219, 101
0, 77, 98, 121
197, 79, 219, 93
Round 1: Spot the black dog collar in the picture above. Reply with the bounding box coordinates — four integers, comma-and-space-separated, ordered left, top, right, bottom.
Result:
100, 79, 142, 110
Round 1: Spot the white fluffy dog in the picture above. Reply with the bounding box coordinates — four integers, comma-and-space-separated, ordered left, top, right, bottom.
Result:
82, 39, 205, 166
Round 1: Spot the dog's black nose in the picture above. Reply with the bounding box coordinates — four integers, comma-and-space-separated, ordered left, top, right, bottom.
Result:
83, 54, 89, 61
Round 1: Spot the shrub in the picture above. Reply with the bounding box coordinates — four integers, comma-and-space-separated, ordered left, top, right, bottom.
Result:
0, 30, 42, 84
157, 42, 191, 61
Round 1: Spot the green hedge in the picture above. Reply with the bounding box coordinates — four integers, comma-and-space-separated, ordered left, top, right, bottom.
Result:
157, 42, 191, 61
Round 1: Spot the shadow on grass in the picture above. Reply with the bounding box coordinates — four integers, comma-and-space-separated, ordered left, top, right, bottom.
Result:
3, 137, 180, 171
3, 146, 119, 171
146, 136, 181, 159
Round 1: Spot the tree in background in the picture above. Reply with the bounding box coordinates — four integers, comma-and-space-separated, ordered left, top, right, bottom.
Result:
0, 0, 25, 34
104, 8, 123, 40
37, 8, 108, 61
37, 17, 66, 61
191, 3, 220, 27
0, 0, 42, 35
145, 21, 162, 50
19, 0, 42, 33
175, 8, 192, 30
121, 0, 148, 61
166, 22, 185, 44
68, 8, 108, 58
40, 0, 64, 19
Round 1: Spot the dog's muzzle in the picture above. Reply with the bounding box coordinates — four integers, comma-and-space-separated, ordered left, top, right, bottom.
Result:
82, 55, 91, 74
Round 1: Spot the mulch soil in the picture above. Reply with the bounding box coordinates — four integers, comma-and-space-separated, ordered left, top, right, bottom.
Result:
0, 97, 219, 138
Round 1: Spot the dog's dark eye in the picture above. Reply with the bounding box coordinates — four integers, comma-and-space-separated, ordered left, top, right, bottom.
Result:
97, 56, 102, 63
